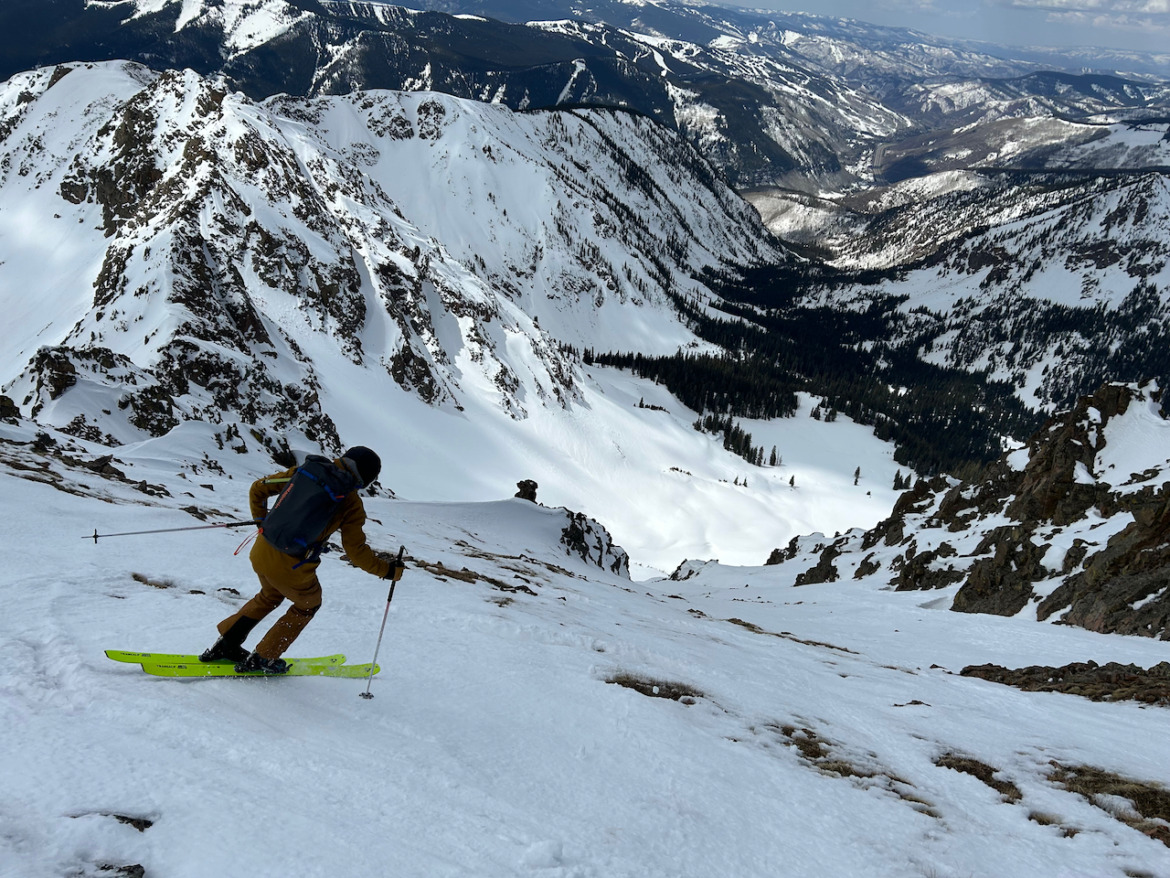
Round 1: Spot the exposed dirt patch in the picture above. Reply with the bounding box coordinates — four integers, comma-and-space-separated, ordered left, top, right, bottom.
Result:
414, 557, 538, 595
1049, 762, 1170, 848
934, 753, 1022, 803
606, 672, 702, 704
131, 572, 174, 590
961, 660, 1170, 705
725, 617, 860, 655
750, 721, 941, 818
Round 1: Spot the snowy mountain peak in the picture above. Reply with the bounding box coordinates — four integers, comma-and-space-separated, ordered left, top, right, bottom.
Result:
87, 0, 313, 55
2, 62, 782, 454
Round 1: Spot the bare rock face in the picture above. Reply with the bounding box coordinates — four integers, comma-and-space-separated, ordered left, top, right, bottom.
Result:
0, 394, 20, 421
861, 476, 948, 551
893, 541, 964, 593
560, 511, 630, 577
952, 527, 1048, 616
1038, 487, 1170, 637
795, 543, 842, 585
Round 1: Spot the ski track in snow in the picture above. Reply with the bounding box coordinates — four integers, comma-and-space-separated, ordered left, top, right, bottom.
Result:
3, 448, 1170, 878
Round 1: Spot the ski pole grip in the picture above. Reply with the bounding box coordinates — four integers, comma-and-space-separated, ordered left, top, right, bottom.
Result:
384, 546, 406, 597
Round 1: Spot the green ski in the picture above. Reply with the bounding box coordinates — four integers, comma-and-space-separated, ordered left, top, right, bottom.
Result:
138, 659, 379, 678
106, 650, 345, 666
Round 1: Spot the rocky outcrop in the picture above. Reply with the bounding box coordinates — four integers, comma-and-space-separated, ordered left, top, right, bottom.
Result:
962, 660, 1170, 705
777, 381, 1170, 640
950, 383, 1167, 624
952, 527, 1048, 616
1038, 486, 1170, 637
1004, 383, 1127, 526
892, 541, 965, 592
560, 511, 630, 577
795, 542, 842, 585
861, 476, 948, 550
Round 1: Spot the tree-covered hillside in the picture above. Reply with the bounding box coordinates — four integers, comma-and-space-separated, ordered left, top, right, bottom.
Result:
597, 265, 1043, 476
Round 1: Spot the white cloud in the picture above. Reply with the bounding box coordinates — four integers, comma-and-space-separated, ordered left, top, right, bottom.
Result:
995, 0, 1170, 42
1006, 0, 1170, 13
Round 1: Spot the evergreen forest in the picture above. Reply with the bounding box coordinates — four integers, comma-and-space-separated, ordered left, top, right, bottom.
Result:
592, 263, 1047, 476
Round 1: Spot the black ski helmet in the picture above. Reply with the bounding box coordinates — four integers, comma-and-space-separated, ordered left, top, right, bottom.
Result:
342, 446, 381, 487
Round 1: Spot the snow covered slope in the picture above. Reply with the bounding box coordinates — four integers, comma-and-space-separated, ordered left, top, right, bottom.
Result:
1, 61, 919, 576
2, 408, 1170, 878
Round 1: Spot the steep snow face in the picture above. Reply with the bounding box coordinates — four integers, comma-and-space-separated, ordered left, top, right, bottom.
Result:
265, 87, 779, 350
0, 61, 782, 444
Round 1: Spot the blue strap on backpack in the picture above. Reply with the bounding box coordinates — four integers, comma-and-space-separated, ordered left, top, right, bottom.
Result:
259, 455, 360, 565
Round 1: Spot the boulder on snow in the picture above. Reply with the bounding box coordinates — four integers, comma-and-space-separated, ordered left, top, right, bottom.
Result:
515, 479, 538, 502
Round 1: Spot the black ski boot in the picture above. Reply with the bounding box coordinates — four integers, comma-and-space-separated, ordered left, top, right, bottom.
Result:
200, 616, 259, 663
235, 652, 289, 675
199, 636, 249, 663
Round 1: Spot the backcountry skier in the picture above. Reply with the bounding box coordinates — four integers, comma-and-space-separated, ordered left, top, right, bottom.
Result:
200, 446, 402, 674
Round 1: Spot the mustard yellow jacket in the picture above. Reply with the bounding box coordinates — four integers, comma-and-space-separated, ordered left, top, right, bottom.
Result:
249, 462, 392, 584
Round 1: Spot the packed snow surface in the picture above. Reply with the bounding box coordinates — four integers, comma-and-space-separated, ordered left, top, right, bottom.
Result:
2, 421, 1169, 878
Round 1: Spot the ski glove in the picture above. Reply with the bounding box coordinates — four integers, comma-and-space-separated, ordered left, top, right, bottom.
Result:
384, 561, 405, 581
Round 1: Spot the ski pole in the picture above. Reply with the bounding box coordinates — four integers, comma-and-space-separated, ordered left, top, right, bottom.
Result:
85, 520, 258, 543
360, 545, 406, 700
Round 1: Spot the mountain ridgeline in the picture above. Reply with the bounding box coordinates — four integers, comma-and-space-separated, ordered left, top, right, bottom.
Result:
5, 0, 1170, 192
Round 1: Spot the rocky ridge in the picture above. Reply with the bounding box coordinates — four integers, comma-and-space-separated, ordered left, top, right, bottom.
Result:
5, 0, 1170, 193
1, 61, 781, 451
766, 382, 1170, 640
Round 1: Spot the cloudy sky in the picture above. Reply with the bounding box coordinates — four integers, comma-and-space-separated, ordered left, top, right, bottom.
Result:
753, 0, 1170, 53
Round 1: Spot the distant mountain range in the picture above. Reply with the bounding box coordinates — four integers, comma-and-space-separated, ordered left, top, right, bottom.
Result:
5, 0, 1170, 193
